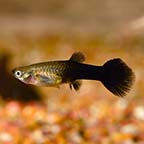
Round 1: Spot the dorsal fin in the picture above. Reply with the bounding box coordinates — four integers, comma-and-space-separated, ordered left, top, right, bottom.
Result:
69, 52, 85, 63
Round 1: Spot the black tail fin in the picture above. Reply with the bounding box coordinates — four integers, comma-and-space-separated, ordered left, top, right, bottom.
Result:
101, 58, 135, 97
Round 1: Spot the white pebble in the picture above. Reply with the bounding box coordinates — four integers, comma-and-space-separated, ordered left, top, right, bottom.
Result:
32, 130, 45, 143
51, 125, 61, 134
115, 99, 128, 110
121, 124, 138, 135
133, 106, 144, 120
0, 132, 13, 142
122, 139, 135, 144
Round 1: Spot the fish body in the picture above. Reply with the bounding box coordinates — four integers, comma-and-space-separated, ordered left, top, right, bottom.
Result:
12, 52, 135, 97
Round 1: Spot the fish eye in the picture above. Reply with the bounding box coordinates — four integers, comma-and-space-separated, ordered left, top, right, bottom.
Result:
15, 70, 22, 78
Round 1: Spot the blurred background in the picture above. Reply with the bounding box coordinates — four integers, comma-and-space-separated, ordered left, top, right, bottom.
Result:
0, 0, 144, 143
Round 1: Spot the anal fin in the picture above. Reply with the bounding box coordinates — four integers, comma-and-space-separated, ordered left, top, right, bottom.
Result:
69, 80, 82, 91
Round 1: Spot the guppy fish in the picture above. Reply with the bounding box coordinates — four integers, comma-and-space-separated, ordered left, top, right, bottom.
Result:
12, 52, 135, 97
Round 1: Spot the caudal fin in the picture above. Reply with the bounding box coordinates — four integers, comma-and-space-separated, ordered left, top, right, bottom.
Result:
101, 58, 135, 97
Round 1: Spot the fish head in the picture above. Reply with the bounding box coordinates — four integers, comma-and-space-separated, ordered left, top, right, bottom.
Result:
12, 67, 38, 85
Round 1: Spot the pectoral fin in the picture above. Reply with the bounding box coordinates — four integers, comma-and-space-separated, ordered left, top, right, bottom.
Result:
69, 80, 82, 91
